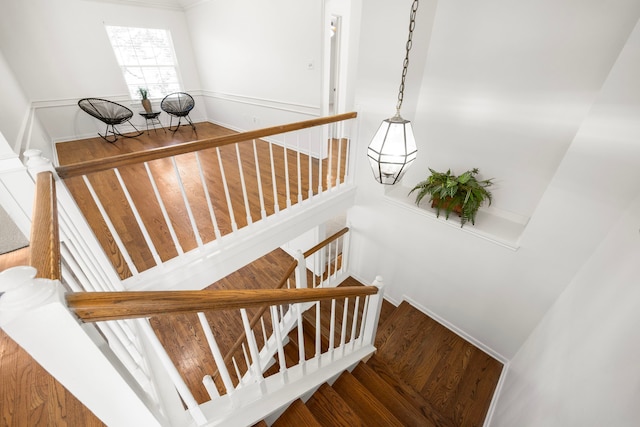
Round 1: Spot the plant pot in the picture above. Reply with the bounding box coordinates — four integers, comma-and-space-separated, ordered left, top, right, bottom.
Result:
142, 98, 152, 113
431, 197, 463, 216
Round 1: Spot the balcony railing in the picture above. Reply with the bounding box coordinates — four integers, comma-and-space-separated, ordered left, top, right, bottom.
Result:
43, 113, 357, 283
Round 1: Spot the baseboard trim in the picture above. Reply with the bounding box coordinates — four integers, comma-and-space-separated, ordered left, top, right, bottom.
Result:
482, 361, 509, 427
402, 294, 509, 365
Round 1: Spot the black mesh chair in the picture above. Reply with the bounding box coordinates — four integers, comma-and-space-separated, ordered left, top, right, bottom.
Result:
161, 92, 195, 132
78, 98, 143, 143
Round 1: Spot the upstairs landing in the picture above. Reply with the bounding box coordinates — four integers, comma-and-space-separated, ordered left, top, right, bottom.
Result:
54, 122, 354, 291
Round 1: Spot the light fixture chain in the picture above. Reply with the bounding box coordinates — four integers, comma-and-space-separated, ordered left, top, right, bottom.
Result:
396, 0, 419, 113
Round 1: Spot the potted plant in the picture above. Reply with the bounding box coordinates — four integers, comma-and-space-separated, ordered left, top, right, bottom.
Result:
138, 87, 152, 113
409, 168, 493, 227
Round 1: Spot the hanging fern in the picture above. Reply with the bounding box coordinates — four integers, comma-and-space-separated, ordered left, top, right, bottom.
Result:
409, 168, 493, 227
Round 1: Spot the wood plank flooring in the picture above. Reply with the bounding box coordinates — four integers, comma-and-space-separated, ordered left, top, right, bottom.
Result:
277, 299, 503, 427
55, 122, 348, 279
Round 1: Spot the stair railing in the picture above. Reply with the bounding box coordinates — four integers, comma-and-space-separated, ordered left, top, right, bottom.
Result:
1, 173, 384, 426
0, 171, 172, 427
43, 112, 357, 283
211, 226, 351, 386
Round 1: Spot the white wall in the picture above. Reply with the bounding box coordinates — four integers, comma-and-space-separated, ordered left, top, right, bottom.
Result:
490, 19, 640, 424
0, 0, 203, 145
185, 0, 324, 132
492, 196, 640, 426
349, 0, 640, 359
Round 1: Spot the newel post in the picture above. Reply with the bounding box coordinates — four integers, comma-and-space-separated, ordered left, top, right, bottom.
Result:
294, 250, 308, 289
363, 276, 385, 346
0, 266, 164, 427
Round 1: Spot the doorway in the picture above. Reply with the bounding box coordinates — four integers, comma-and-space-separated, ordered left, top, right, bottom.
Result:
328, 15, 341, 115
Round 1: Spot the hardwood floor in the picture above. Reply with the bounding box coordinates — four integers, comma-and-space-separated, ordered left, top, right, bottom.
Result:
55, 122, 348, 279
275, 299, 503, 427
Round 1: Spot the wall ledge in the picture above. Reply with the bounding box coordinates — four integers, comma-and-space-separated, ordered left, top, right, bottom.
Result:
384, 185, 527, 251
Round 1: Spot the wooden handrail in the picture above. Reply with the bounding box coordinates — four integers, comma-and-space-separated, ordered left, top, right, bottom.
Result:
303, 226, 349, 258
218, 258, 298, 371
66, 286, 378, 322
216, 226, 351, 378
29, 171, 61, 280
56, 112, 358, 179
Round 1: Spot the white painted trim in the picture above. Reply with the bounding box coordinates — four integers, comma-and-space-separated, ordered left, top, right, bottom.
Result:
347, 271, 509, 364
483, 361, 509, 427
402, 294, 509, 364
201, 90, 321, 116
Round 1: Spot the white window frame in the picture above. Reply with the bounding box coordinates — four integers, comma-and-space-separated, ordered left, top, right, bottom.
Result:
105, 25, 182, 100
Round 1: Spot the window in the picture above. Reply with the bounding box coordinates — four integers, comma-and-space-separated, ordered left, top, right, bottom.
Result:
105, 25, 182, 99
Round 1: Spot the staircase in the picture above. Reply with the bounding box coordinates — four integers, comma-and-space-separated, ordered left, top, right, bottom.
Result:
266, 297, 504, 427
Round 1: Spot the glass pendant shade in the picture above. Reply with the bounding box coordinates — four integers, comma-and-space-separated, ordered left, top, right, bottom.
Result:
367, 113, 417, 185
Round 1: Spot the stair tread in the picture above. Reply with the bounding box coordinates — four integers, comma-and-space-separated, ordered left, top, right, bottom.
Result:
366, 355, 456, 427
272, 399, 321, 427
332, 371, 404, 427
375, 300, 428, 350
352, 362, 437, 427
306, 383, 365, 427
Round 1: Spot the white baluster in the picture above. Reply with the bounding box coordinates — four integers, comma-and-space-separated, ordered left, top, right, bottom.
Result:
315, 301, 321, 359
282, 134, 291, 208
333, 239, 340, 279
268, 140, 280, 213
251, 139, 267, 220
358, 295, 370, 346
318, 127, 324, 195
296, 133, 302, 204
203, 375, 220, 399
60, 242, 97, 292
97, 321, 150, 388
340, 297, 349, 356
240, 309, 265, 391
113, 168, 162, 266
82, 175, 139, 275
307, 130, 313, 199
327, 136, 334, 190
137, 318, 206, 425
57, 200, 122, 290
260, 316, 268, 348
362, 276, 385, 347
269, 306, 288, 383
100, 320, 143, 363
216, 147, 238, 232
234, 143, 253, 225
350, 296, 360, 350
329, 299, 336, 360
197, 312, 235, 396
294, 250, 307, 289
336, 136, 343, 187
194, 153, 222, 241
144, 162, 185, 254
231, 357, 243, 387
58, 215, 109, 291
171, 157, 203, 247
341, 228, 351, 277
343, 122, 352, 184
296, 304, 306, 373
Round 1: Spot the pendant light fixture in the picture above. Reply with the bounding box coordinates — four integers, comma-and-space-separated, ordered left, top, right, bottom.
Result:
367, 0, 419, 185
